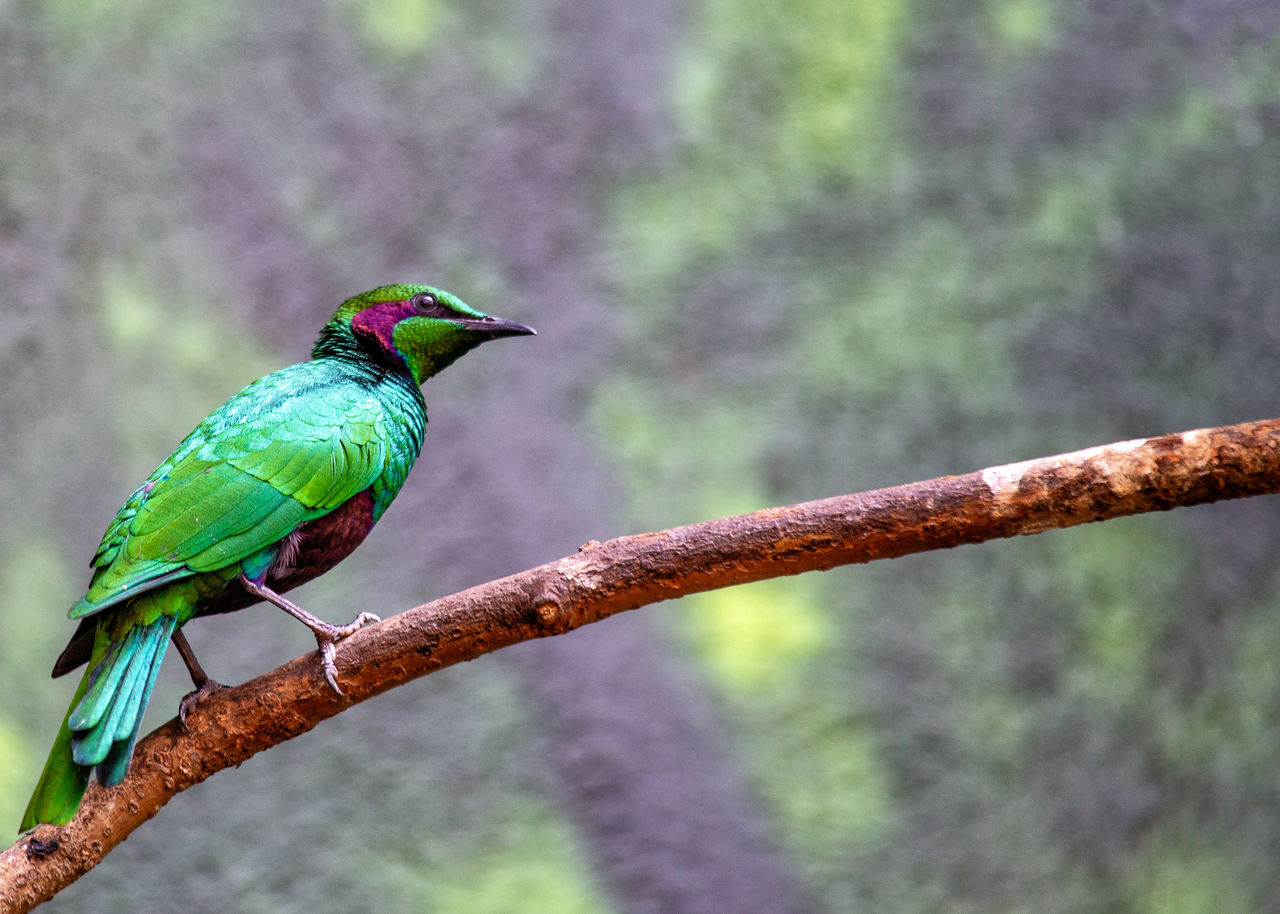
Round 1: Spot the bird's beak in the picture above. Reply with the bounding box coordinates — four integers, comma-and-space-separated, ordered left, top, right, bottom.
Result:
453, 315, 537, 338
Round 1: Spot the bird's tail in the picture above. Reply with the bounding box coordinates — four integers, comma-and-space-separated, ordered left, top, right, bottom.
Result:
20, 613, 177, 831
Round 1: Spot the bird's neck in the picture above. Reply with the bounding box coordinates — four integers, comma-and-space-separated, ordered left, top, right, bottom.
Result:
311, 323, 416, 384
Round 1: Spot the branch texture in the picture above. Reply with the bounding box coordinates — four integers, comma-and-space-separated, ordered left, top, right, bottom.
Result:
4, 417, 1280, 911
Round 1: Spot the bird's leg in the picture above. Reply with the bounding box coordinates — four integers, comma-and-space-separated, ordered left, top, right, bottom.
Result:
172, 629, 226, 730
238, 574, 379, 695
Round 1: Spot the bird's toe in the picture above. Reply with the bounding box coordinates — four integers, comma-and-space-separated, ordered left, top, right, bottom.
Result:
179, 679, 227, 731
318, 640, 345, 696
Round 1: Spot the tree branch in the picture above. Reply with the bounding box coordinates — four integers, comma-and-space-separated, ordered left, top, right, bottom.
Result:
5, 417, 1280, 911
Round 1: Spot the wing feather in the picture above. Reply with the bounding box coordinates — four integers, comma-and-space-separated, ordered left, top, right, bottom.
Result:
71, 367, 388, 619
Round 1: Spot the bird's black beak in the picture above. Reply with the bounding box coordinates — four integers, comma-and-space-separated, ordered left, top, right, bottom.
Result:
454, 315, 537, 339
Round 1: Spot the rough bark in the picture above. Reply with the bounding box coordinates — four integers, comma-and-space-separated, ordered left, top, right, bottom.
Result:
4, 416, 1280, 912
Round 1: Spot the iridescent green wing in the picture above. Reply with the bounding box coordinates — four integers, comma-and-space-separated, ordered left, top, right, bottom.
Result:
71, 370, 388, 619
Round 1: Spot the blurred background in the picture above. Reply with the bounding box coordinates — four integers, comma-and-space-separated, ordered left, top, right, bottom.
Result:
3, 0, 1280, 911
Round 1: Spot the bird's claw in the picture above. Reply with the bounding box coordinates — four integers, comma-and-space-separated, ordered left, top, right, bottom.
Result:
179, 678, 227, 731
318, 639, 343, 694
314, 612, 381, 696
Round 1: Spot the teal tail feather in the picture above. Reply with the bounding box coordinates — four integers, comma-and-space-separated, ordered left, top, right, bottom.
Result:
20, 614, 177, 831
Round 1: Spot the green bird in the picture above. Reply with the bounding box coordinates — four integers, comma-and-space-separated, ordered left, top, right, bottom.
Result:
21, 284, 535, 831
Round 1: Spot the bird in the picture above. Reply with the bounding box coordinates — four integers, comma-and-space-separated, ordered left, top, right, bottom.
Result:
20, 283, 535, 831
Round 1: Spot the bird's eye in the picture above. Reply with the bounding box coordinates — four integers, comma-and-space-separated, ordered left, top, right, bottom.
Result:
411, 292, 438, 312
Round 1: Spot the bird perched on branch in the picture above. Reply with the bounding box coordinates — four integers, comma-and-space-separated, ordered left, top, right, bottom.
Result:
21, 284, 535, 831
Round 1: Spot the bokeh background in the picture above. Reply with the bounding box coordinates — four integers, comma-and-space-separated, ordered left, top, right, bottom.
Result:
4, 1, 1280, 911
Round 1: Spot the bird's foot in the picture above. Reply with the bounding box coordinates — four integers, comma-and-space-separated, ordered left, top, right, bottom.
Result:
311, 612, 381, 695
237, 576, 380, 696
179, 678, 227, 731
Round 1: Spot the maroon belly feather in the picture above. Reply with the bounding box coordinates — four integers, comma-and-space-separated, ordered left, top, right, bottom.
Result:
267, 489, 377, 592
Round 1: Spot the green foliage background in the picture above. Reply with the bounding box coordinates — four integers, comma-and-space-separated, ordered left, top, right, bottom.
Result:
3, 0, 1280, 911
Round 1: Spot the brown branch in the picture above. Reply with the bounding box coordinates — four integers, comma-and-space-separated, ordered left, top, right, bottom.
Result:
5, 417, 1280, 911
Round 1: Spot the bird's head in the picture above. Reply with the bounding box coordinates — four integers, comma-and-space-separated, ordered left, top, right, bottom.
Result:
314, 284, 536, 383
